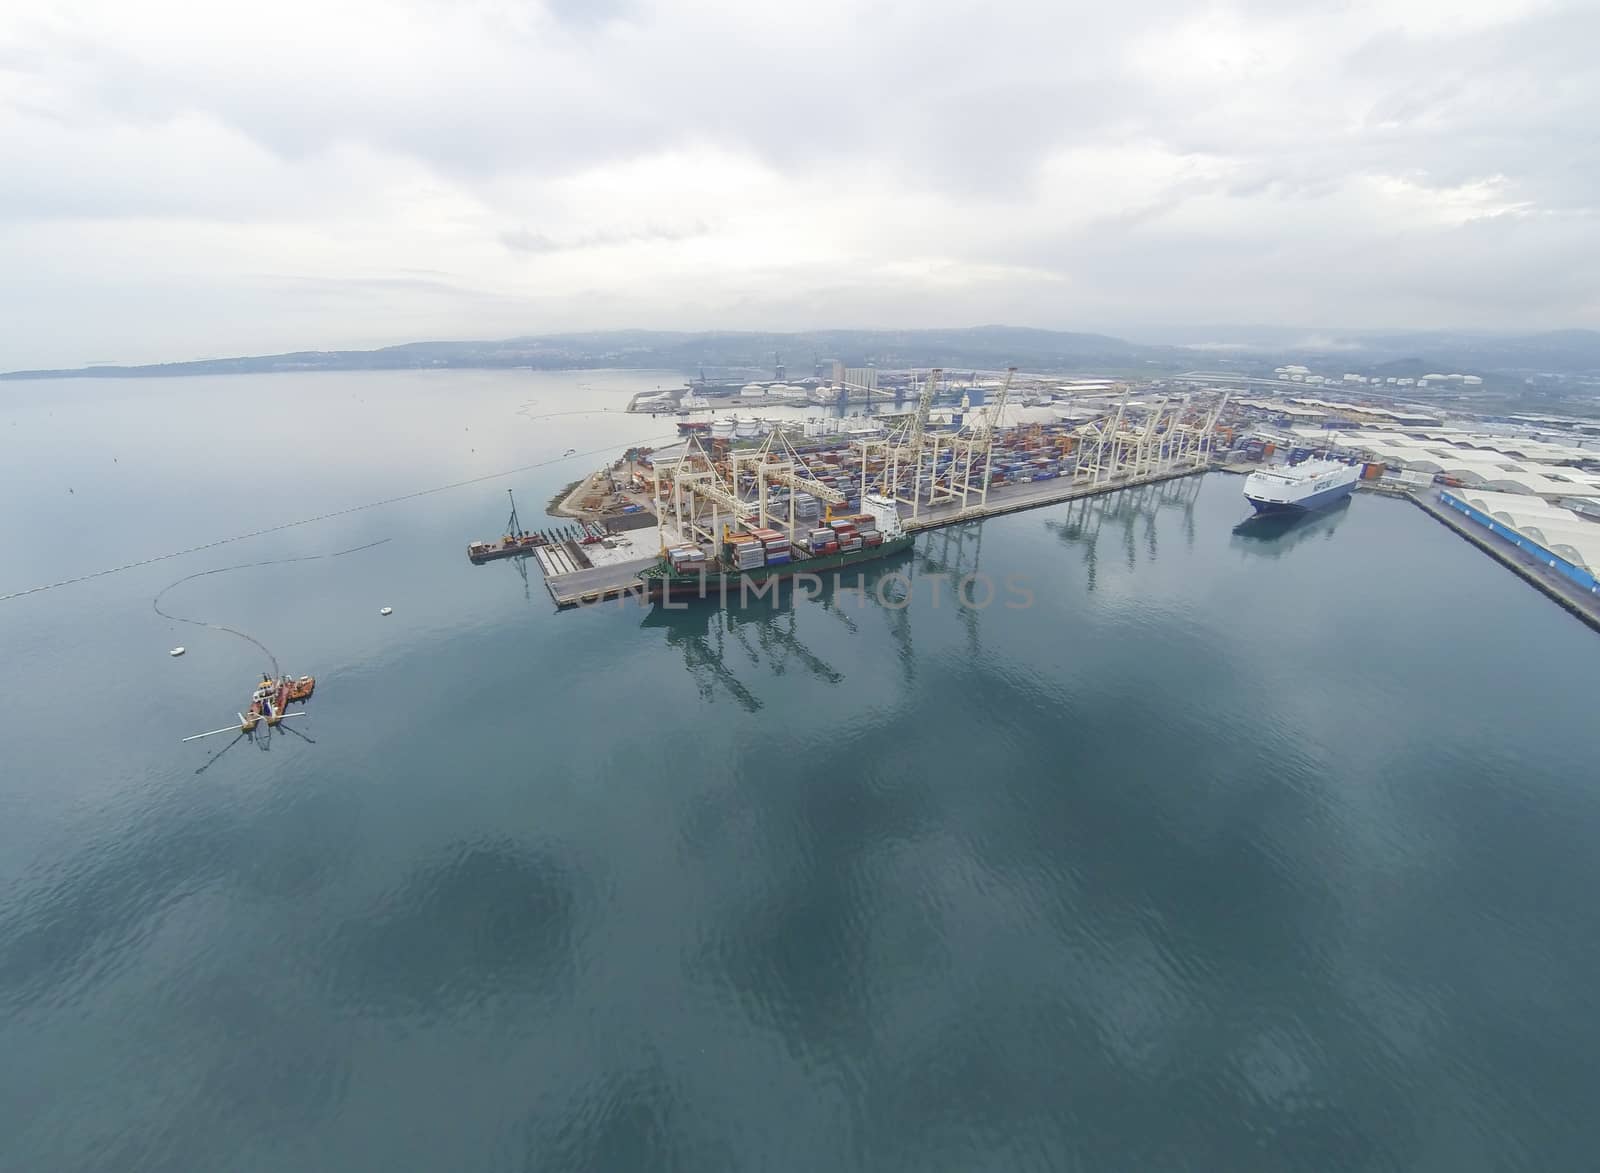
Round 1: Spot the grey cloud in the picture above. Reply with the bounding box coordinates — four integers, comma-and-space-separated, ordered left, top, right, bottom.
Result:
1, 0, 1596, 367
500, 222, 711, 254
541, 0, 635, 28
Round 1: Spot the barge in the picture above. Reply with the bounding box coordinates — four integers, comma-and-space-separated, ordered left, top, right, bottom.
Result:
468, 489, 553, 563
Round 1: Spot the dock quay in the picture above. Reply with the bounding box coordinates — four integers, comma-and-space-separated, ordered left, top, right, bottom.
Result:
533, 543, 583, 577
530, 372, 1236, 607
899, 465, 1201, 533
543, 556, 662, 605
1409, 489, 1600, 634
537, 465, 1209, 607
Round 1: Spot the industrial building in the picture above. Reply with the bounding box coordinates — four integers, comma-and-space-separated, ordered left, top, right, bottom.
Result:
1278, 428, 1600, 500
1439, 489, 1600, 593
1287, 398, 1443, 426
1232, 397, 1328, 422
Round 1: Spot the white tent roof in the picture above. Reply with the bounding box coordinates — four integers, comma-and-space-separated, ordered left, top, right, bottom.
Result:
1326, 433, 1600, 496
1450, 489, 1600, 573
1403, 430, 1598, 464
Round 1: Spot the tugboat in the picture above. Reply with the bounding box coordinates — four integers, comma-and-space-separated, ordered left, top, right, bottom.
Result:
244, 673, 315, 731
467, 488, 552, 563
182, 672, 316, 742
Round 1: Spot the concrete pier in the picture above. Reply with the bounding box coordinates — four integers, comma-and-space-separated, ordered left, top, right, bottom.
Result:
542, 557, 661, 606
899, 465, 1204, 533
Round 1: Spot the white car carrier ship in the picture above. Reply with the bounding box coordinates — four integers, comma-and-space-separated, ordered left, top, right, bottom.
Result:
1243, 459, 1360, 514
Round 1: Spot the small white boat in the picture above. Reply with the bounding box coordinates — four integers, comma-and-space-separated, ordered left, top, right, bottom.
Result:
380, 606, 393, 616
169, 646, 186, 657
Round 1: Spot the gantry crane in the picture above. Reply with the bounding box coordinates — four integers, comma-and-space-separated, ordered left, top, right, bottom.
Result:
849, 368, 951, 518
945, 366, 1016, 512
1074, 385, 1130, 486
729, 434, 848, 534
652, 435, 755, 550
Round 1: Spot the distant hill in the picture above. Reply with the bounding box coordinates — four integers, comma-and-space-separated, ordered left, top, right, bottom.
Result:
0, 327, 1167, 381
1354, 329, 1600, 374
1233, 328, 1600, 376
5, 325, 1597, 382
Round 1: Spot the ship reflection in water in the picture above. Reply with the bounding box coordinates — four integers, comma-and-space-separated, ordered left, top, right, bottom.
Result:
1231, 494, 1352, 556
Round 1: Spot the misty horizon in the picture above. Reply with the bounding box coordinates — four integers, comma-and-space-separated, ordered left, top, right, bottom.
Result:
41, 321, 1600, 375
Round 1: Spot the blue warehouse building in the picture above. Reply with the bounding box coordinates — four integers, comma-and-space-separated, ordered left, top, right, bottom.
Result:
1440, 489, 1600, 594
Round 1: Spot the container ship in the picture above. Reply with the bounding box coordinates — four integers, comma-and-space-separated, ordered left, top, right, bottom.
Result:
1243, 458, 1360, 514
636, 495, 912, 599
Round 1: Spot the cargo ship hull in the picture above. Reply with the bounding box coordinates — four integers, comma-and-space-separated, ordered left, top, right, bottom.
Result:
1243, 461, 1360, 514
637, 535, 914, 600
1245, 481, 1357, 514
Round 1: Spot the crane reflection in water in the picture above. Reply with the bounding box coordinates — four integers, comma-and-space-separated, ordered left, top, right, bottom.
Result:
636, 548, 931, 710
1044, 475, 1202, 590
639, 595, 845, 712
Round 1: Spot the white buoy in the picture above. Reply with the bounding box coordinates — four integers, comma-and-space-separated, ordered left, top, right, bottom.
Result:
169, 646, 186, 657
379, 607, 393, 616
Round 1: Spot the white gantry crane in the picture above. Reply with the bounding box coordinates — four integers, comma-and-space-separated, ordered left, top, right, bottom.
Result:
851, 368, 951, 520
729, 433, 849, 534
1186, 390, 1231, 466
1159, 390, 1229, 469
1074, 384, 1130, 486
944, 366, 1017, 513
854, 366, 1020, 521
652, 436, 756, 549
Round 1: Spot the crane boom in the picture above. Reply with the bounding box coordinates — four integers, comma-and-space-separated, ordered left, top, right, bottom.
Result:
684, 476, 754, 517
907, 368, 942, 454
969, 367, 1016, 443
760, 466, 846, 505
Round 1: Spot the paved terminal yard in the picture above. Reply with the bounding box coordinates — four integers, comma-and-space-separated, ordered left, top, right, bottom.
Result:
538, 463, 1208, 607
543, 556, 662, 605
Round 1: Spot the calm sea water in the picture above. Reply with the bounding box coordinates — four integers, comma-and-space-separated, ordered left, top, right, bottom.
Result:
2, 371, 1598, 1172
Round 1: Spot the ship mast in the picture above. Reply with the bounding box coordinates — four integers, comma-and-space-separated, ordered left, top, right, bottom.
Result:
506, 488, 523, 538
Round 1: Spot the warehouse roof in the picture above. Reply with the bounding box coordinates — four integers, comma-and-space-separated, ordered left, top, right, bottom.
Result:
1327, 434, 1600, 496
1405, 430, 1598, 464
1287, 398, 1442, 423
1449, 489, 1600, 574
1234, 398, 1328, 415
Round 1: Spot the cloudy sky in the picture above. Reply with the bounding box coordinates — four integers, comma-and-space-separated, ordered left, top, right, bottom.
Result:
2, 0, 1594, 367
